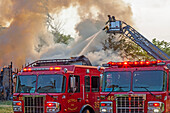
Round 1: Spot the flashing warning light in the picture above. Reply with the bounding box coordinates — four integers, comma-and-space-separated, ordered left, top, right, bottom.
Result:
107, 60, 164, 68
16, 102, 21, 106
101, 103, 106, 106
145, 61, 150, 65
47, 103, 53, 107
107, 62, 112, 65
153, 103, 160, 107
139, 61, 145, 65
157, 60, 162, 63
151, 61, 157, 64
23, 68, 27, 72
28, 68, 31, 71
23, 67, 61, 72
134, 61, 139, 65
47, 103, 52, 107
129, 62, 133, 65
55, 67, 61, 70
117, 62, 123, 66
49, 67, 53, 71
46, 102, 57, 107
123, 61, 128, 65
111, 62, 116, 65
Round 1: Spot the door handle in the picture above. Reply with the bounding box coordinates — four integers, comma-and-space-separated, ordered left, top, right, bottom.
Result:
97, 96, 100, 101
77, 98, 82, 101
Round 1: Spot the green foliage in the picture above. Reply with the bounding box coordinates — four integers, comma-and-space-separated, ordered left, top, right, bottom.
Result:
0, 101, 13, 113
52, 31, 74, 45
46, 14, 74, 45
152, 38, 170, 56
102, 35, 169, 61
35, 14, 74, 53
0, 101, 12, 105
0, 106, 13, 113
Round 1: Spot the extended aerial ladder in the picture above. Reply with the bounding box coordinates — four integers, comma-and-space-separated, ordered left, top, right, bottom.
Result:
103, 15, 170, 60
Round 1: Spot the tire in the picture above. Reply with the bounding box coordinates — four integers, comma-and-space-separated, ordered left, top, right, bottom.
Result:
82, 109, 91, 113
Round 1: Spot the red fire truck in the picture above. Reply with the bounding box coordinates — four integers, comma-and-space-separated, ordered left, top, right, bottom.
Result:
100, 60, 170, 113
13, 55, 103, 113
100, 15, 170, 113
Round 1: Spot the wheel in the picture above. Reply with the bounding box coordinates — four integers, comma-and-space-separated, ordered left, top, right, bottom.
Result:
82, 109, 91, 113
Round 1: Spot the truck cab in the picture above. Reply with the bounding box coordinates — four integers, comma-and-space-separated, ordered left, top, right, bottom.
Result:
13, 56, 103, 113
100, 60, 170, 113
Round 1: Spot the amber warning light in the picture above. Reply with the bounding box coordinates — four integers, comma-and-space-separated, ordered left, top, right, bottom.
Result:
16, 102, 22, 106
23, 67, 61, 72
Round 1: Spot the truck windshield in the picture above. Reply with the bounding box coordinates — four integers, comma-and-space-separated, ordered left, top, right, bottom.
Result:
37, 74, 66, 93
133, 70, 167, 92
102, 71, 131, 92
16, 75, 36, 93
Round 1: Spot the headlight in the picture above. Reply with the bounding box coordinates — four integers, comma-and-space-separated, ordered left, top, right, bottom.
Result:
100, 101, 113, 113
13, 101, 22, 112
148, 101, 164, 113
46, 102, 60, 113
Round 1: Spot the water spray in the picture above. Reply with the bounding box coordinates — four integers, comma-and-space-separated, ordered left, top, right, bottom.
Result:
78, 30, 102, 55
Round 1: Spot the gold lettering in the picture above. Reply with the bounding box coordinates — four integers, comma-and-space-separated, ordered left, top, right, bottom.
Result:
111, 96, 114, 101
19, 97, 23, 100
68, 107, 78, 111
107, 96, 110, 100
94, 102, 99, 108
68, 99, 77, 103
71, 104, 74, 107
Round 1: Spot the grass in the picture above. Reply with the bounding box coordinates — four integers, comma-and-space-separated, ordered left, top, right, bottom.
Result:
0, 101, 12, 105
0, 101, 13, 113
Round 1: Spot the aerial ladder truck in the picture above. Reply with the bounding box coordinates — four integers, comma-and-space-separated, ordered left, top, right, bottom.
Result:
103, 15, 170, 60
99, 16, 170, 113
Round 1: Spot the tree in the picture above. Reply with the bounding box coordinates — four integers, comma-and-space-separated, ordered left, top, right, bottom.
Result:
34, 14, 74, 53
102, 35, 169, 61
46, 14, 74, 45
152, 38, 170, 56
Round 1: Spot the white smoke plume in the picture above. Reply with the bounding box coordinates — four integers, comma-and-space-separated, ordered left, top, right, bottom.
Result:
0, 0, 133, 68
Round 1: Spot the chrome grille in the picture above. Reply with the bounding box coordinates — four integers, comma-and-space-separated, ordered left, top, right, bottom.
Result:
115, 94, 145, 113
24, 96, 44, 113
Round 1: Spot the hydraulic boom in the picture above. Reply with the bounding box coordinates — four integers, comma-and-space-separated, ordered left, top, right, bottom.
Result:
103, 15, 170, 60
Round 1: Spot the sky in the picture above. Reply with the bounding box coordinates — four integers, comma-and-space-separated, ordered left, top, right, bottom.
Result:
53, 5, 80, 39
58, 0, 170, 42
122, 0, 170, 42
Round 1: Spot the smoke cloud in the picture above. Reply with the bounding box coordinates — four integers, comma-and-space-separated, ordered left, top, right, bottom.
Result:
0, 0, 133, 68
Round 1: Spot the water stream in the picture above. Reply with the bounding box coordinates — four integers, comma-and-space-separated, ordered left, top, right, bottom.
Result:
78, 30, 102, 55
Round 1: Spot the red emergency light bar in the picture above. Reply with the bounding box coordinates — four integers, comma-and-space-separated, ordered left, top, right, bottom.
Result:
107, 60, 165, 67
23, 67, 61, 72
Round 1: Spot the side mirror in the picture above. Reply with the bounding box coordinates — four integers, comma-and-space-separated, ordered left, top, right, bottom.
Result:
100, 74, 103, 89
64, 68, 68, 73
70, 77, 76, 88
97, 66, 101, 71
167, 64, 170, 69
13, 74, 17, 79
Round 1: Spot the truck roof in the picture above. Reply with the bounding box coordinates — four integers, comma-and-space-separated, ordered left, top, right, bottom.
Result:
104, 60, 170, 72
25, 55, 92, 67
18, 64, 103, 76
